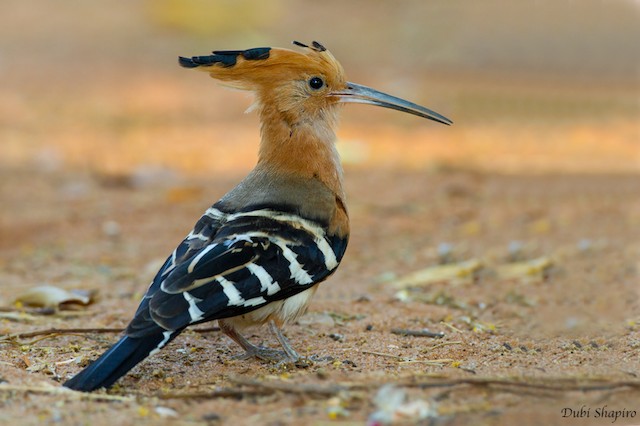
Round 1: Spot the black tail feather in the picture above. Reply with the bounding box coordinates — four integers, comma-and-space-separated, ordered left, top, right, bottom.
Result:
63, 333, 170, 392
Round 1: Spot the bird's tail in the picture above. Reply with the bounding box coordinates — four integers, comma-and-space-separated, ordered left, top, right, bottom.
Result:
63, 332, 173, 392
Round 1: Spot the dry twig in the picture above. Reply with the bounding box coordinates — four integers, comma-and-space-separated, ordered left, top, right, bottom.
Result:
155, 376, 640, 400
0, 384, 134, 402
391, 328, 445, 338
360, 350, 403, 359
0, 328, 124, 345
0, 326, 222, 345
423, 341, 464, 352
230, 377, 348, 397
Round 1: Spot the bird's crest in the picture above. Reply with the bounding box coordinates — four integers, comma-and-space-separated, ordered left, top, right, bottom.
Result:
178, 41, 345, 92
291, 40, 327, 52
178, 47, 272, 69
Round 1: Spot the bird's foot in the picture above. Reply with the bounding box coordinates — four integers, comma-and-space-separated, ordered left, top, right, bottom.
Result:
234, 345, 293, 363
235, 346, 315, 370
220, 319, 303, 364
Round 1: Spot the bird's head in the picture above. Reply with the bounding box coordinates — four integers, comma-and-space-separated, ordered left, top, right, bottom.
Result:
179, 41, 452, 128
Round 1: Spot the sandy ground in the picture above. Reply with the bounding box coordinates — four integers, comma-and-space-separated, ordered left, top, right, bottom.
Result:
1, 163, 639, 425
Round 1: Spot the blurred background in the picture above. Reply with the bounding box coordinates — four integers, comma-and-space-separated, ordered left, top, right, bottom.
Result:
1, 1, 639, 410
1, 0, 638, 178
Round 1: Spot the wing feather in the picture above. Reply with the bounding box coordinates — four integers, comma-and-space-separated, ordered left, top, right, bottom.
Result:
126, 209, 347, 337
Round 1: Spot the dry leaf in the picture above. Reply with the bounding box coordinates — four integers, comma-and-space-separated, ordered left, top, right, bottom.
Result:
15, 285, 93, 309
495, 256, 553, 280
392, 259, 483, 288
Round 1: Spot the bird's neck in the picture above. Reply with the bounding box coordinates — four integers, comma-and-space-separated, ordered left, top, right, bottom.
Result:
256, 105, 345, 201
218, 104, 349, 237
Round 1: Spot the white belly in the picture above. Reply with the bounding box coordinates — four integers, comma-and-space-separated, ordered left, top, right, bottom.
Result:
221, 286, 318, 330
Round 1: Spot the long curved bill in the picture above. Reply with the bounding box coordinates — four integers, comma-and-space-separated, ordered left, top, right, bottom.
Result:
331, 82, 452, 125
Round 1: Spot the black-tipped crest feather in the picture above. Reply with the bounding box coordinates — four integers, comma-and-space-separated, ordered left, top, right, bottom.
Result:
179, 47, 271, 68
292, 40, 326, 52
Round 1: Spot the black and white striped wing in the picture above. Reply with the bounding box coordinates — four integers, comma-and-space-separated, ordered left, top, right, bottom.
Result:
125, 209, 347, 339
125, 206, 226, 335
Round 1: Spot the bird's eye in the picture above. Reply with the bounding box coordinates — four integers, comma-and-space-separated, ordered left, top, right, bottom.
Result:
308, 76, 324, 90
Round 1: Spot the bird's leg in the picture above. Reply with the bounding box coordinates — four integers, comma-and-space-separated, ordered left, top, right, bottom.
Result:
218, 319, 294, 362
269, 320, 300, 361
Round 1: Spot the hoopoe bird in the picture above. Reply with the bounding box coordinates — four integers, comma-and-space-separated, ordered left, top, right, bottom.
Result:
63, 41, 451, 392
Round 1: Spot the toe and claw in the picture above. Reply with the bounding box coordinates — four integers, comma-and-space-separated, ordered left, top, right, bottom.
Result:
219, 319, 302, 364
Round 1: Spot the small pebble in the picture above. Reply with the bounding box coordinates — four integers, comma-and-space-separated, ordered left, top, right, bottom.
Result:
329, 333, 344, 342
102, 220, 121, 238
507, 240, 525, 261
577, 239, 592, 252
437, 242, 455, 263
155, 406, 178, 418
202, 413, 221, 422
355, 295, 372, 302
316, 368, 328, 379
